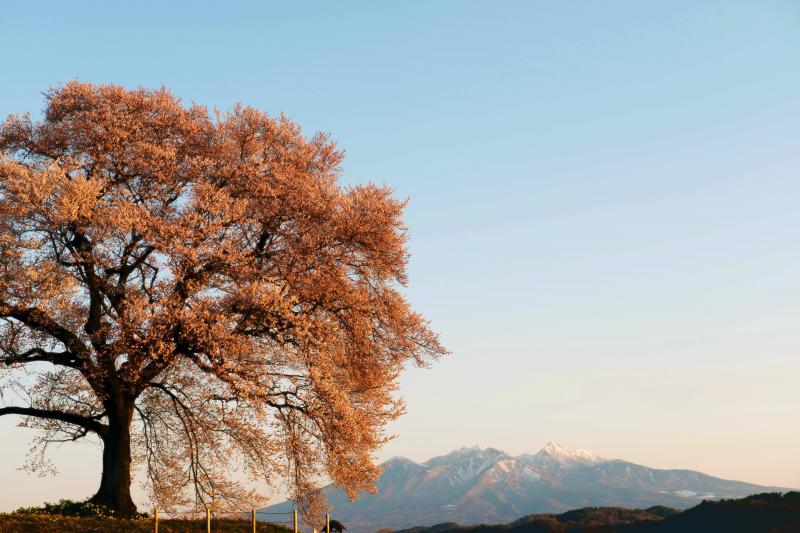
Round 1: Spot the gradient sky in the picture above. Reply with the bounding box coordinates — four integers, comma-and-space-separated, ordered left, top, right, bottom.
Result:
1, 0, 799, 510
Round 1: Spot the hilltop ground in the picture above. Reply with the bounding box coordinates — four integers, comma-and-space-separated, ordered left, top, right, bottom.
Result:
0, 515, 293, 533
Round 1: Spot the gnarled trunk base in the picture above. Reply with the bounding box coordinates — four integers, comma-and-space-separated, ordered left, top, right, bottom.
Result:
89, 483, 137, 517
90, 400, 137, 516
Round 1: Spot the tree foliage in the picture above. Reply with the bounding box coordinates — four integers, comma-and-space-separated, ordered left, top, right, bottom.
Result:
0, 81, 445, 514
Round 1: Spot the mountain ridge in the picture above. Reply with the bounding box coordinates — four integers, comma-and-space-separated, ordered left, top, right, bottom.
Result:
263, 443, 791, 532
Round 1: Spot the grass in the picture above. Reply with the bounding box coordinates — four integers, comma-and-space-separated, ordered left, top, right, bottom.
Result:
1, 499, 297, 532
0, 514, 295, 532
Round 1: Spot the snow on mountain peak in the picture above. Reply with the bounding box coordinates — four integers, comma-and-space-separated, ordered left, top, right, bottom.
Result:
533, 442, 604, 466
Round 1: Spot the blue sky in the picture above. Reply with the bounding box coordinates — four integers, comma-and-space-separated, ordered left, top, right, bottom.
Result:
1, 0, 799, 509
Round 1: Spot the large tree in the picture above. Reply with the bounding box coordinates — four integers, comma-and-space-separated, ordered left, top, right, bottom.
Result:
0, 82, 445, 516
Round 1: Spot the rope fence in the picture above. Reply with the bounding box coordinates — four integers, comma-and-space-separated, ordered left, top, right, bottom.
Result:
151, 508, 336, 533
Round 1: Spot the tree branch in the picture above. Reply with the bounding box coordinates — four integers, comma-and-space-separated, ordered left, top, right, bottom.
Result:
0, 347, 78, 368
0, 406, 107, 436
0, 304, 91, 365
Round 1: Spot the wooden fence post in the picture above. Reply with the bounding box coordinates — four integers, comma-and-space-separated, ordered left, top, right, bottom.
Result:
252, 509, 257, 533
206, 508, 211, 533
154, 509, 158, 533
326, 513, 330, 533
294, 509, 298, 533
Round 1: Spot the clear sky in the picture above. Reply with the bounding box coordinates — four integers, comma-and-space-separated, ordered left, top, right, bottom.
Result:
1, 0, 799, 510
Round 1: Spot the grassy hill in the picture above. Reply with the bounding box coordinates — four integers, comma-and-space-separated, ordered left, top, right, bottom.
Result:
0, 499, 296, 532
0, 514, 293, 533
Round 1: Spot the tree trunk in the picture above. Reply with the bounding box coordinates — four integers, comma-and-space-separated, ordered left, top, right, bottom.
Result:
90, 397, 137, 516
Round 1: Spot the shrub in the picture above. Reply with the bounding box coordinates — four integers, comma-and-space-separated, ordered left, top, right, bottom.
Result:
13, 499, 147, 518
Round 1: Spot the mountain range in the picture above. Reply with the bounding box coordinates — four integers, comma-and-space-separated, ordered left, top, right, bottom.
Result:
264, 442, 789, 531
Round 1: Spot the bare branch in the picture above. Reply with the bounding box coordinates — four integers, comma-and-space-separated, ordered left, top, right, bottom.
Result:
0, 405, 107, 436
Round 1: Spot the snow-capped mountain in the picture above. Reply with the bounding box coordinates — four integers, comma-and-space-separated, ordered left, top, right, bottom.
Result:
263, 443, 789, 532
521, 441, 603, 472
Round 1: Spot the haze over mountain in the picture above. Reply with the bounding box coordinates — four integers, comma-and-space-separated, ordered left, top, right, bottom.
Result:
264, 443, 789, 531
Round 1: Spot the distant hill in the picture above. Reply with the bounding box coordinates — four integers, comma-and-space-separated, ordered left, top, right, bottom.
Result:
393, 492, 800, 533
263, 443, 790, 531
394, 505, 676, 533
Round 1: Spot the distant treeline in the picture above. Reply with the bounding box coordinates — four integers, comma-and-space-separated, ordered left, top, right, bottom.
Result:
394, 492, 800, 533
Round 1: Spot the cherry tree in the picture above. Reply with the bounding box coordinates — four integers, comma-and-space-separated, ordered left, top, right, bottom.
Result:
0, 82, 445, 515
